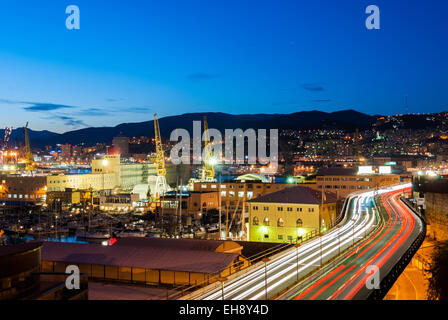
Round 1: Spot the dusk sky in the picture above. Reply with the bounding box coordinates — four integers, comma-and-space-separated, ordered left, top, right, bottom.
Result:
0, 0, 447, 133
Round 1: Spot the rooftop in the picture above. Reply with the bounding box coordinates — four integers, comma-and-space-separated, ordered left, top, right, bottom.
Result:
316, 167, 357, 176
0, 241, 42, 258
247, 185, 338, 204
41, 238, 240, 274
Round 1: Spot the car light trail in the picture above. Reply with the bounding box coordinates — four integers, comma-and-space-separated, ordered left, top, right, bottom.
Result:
188, 184, 419, 301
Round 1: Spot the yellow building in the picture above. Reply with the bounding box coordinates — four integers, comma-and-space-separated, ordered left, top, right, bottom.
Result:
248, 186, 338, 243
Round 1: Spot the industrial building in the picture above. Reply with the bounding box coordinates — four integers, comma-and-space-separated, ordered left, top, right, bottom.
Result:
314, 167, 404, 198
40, 237, 249, 287
248, 186, 339, 243
192, 176, 296, 214
0, 174, 47, 205
47, 155, 184, 194
160, 190, 219, 220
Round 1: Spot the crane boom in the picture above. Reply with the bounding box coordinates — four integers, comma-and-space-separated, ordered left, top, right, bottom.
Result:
151, 114, 168, 202
203, 116, 215, 179
154, 114, 166, 176
24, 122, 34, 172
3, 127, 12, 150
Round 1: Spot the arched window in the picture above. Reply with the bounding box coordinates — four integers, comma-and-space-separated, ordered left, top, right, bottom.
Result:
263, 217, 270, 226
253, 216, 259, 226
277, 218, 284, 227
296, 218, 303, 227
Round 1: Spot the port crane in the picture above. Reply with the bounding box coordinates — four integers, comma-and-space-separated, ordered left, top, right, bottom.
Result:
200, 116, 217, 182
187, 116, 217, 190
1, 127, 16, 170
24, 122, 34, 172
151, 114, 169, 202
2, 127, 12, 150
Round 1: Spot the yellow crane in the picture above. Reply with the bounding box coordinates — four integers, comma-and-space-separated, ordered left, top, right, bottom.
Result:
24, 122, 34, 172
202, 116, 215, 181
152, 114, 168, 202
154, 114, 166, 177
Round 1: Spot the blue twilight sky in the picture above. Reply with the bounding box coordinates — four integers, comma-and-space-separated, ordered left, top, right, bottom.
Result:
0, 0, 447, 133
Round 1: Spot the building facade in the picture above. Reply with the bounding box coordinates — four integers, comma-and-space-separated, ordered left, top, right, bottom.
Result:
248, 186, 338, 243
315, 167, 403, 198
0, 174, 47, 205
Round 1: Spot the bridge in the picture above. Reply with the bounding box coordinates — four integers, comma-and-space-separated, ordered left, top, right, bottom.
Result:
180, 183, 425, 300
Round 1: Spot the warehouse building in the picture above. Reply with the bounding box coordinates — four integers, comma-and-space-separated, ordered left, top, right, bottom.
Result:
40, 237, 249, 287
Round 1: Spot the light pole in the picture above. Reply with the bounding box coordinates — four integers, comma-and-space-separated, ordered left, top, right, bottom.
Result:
217, 276, 228, 300
294, 244, 301, 281
319, 234, 323, 267
337, 225, 341, 255
352, 223, 355, 247
262, 257, 270, 300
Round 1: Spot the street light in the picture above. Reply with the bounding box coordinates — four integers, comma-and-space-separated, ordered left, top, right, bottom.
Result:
217, 276, 228, 300
294, 244, 301, 281
319, 234, 323, 267
261, 257, 270, 300
337, 225, 341, 255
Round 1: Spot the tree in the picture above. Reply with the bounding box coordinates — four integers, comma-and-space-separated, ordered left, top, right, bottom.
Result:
427, 240, 448, 300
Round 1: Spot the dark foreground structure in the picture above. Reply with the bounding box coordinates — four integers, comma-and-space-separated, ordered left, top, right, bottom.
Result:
0, 241, 88, 300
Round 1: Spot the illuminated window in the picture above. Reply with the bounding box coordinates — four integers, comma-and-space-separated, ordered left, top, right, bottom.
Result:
253, 216, 259, 225
277, 218, 284, 227
263, 217, 270, 226
296, 219, 303, 227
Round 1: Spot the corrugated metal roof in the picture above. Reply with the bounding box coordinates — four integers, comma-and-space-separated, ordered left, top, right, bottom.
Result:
41, 239, 239, 274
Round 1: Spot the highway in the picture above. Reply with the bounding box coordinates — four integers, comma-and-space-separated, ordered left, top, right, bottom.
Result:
282, 185, 423, 300
186, 184, 420, 300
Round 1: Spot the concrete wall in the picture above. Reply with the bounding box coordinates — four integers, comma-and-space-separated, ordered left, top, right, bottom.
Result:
425, 192, 448, 241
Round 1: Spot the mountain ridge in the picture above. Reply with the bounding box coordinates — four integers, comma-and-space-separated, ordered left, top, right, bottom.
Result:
6, 110, 378, 147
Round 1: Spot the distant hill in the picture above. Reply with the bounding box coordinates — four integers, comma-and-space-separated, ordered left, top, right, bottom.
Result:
7, 110, 378, 148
